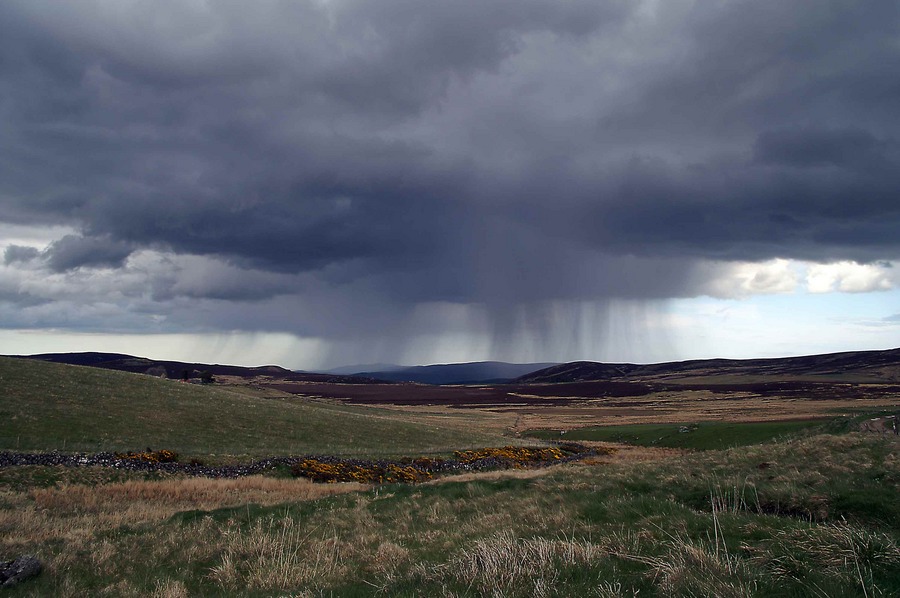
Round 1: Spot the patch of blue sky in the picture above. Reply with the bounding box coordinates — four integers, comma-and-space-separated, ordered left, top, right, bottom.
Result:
670, 288, 900, 360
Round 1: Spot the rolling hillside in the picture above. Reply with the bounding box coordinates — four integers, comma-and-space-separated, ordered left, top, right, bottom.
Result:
0, 357, 511, 458
16, 352, 386, 384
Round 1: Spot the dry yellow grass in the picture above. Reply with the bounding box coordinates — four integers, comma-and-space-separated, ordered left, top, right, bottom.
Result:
440, 531, 607, 597
209, 515, 357, 590
1, 475, 369, 596
30, 475, 362, 515
1, 476, 364, 554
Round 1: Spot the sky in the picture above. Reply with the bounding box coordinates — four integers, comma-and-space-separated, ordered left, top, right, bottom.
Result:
1, 0, 899, 370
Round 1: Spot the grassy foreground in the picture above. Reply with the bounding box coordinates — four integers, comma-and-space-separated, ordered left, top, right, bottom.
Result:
0, 357, 511, 458
1, 432, 897, 596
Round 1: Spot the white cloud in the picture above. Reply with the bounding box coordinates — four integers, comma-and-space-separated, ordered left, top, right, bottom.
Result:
806, 261, 895, 293
702, 259, 798, 298
699, 259, 899, 299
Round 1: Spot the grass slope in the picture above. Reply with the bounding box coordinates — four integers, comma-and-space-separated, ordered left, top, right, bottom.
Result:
0, 357, 510, 458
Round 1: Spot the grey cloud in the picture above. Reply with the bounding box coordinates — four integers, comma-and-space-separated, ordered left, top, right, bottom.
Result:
42, 235, 133, 272
0, 292, 51, 311
0, 0, 899, 353
164, 258, 303, 302
4, 245, 40, 264
314, 0, 623, 115
2, 1, 897, 267
567, 152, 900, 264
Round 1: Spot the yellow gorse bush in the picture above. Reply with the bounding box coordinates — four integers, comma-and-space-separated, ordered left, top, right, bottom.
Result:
453, 446, 566, 466
115, 449, 179, 463
290, 445, 597, 484
291, 459, 433, 484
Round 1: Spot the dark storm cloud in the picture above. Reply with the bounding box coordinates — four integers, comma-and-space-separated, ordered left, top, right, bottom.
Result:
41, 234, 133, 272
1, 0, 899, 316
754, 128, 892, 169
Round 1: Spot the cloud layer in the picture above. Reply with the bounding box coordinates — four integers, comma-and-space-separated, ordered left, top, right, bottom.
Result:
1, 0, 898, 363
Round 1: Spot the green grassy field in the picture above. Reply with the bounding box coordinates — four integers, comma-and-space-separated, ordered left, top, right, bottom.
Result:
524, 420, 827, 450
0, 357, 512, 458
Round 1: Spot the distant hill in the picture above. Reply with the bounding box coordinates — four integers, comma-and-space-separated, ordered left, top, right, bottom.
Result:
515, 348, 900, 384
14, 348, 900, 386
320, 363, 407, 375
13, 352, 387, 384
353, 361, 559, 385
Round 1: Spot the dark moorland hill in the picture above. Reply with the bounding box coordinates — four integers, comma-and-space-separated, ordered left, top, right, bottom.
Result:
12, 347, 900, 389
13, 352, 387, 384
12, 353, 554, 385
515, 347, 900, 383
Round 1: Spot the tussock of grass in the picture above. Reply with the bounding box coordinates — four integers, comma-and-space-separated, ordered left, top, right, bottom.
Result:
439, 531, 605, 596
209, 516, 349, 590
150, 578, 189, 598
626, 535, 759, 598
